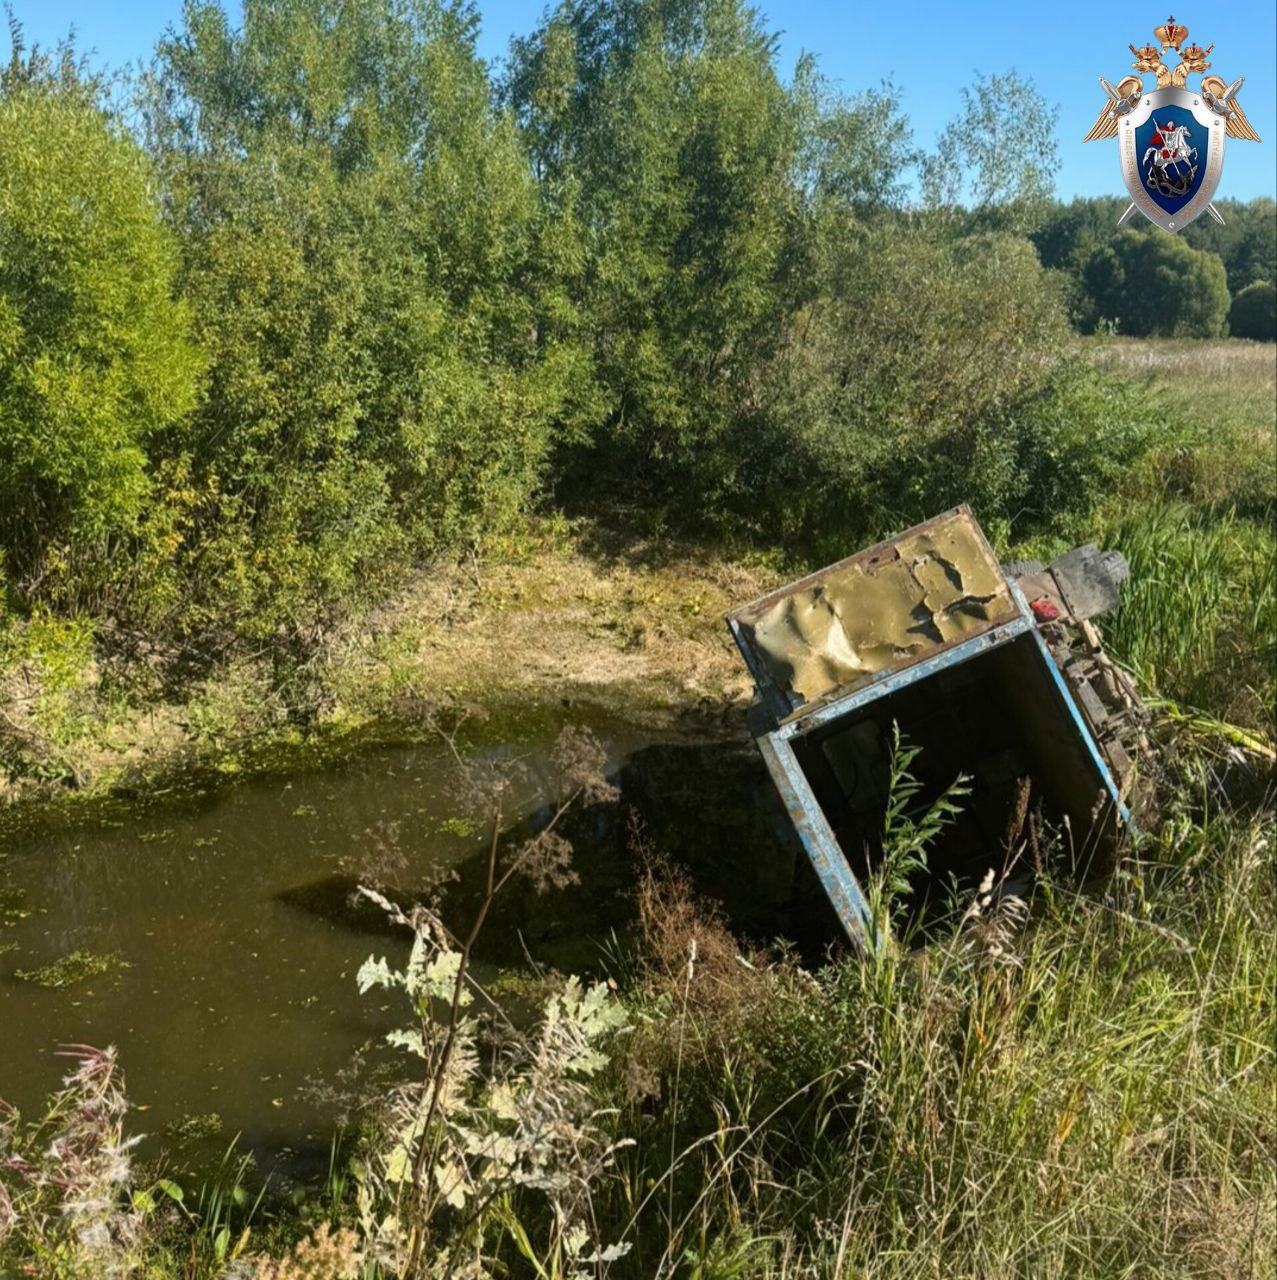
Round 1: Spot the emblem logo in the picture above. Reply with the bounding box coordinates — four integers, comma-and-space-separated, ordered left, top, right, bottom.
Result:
1083, 17, 1261, 232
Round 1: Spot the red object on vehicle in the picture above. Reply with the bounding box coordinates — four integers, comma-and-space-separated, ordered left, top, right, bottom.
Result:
1031, 597, 1063, 623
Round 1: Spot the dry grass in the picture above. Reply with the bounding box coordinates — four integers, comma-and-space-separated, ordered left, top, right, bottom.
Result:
635, 852, 768, 1022
333, 523, 774, 725
1088, 335, 1276, 455
1089, 337, 1276, 513
249, 1223, 363, 1279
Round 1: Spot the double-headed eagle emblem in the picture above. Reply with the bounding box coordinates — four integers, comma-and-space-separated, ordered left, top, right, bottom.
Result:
1084, 18, 1260, 232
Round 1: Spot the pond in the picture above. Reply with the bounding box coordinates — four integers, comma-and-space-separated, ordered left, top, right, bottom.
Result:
0, 702, 799, 1183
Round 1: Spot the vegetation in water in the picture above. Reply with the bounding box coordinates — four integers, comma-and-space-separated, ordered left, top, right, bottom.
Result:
163, 1113, 225, 1148
0, 888, 29, 926
13, 949, 128, 989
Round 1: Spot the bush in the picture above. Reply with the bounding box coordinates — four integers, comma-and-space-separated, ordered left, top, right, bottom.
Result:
1228, 280, 1277, 342
0, 88, 201, 604
1082, 230, 1230, 337
735, 229, 1146, 551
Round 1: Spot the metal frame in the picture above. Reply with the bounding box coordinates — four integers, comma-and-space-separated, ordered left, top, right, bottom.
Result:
756, 734, 876, 945
734, 559, 1129, 949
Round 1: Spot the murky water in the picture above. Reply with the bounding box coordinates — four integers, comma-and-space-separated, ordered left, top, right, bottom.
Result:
0, 706, 682, 1179
0, 700, 802, 1181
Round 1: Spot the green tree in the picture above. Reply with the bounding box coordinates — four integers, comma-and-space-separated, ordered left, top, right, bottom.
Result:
1184, 197, 1277, 293
1033, 196, 1135, 328
507, 0, 806, 505
740, 228, 1124, 550
149, 0, 592, 644
1033, 198, 1133, 275
1082, 231, 1229, 337
1034, 196, 1273, 334
921, 71, 1057, 235
0, 76, 201, 606
1228, 280, 1276, 342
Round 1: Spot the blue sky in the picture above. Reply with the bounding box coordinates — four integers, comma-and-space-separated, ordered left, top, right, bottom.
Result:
8, 0, 1276, 201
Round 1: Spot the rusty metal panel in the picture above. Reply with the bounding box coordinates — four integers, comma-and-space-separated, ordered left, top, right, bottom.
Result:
728, 507, 1018, 719
775, 610, 1036, 742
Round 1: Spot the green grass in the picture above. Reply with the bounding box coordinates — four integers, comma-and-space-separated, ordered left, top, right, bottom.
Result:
1089, 337, 1276, 520
599, 812, 1276, 1279
1102, 505, 1276, 728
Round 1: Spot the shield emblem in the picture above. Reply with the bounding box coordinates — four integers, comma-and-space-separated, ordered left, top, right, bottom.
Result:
1119, 87, 1225, 232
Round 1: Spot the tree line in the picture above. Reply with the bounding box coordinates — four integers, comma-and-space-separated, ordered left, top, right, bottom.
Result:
1034, 196, 1276, 340
0, 0, 1268, 677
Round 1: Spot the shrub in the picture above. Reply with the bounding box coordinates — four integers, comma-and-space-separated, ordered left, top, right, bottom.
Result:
735, 228, 1127, 550
0, 89, 201, 604
150, 0, 595, 647
1228, 279, 1277, 342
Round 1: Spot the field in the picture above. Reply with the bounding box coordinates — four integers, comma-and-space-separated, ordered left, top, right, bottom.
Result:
1092, 337, 1276, 518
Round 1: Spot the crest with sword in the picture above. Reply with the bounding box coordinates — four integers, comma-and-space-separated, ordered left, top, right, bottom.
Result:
1083, 17, 1261, 232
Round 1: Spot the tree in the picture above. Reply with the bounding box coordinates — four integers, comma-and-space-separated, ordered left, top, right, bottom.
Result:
1184, 197, 1277, 293
148, 0, 592, 643
0, 82, 201, 602
1081, 231, 1229, 337
509, 0, 805, 503
1229, 280, 1277, 342
745, 228, 1083, 548
1033, 196, 1274, 334
921, 71, 1057, 235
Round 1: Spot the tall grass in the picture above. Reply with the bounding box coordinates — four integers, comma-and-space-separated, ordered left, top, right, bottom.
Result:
1089, 337, 1275, 520
598, 812, 1276, 1278
1101, 504, 1276, 728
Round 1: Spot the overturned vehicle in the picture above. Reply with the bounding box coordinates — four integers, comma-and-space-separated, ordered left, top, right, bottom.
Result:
727, 507, 1148, 947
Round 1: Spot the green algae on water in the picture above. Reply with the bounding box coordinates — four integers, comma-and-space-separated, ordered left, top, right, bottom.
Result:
164, 1112, 224, 1146
15, 949, 129, 989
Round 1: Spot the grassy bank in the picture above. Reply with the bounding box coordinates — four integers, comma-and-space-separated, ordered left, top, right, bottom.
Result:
0, 521, 779, 803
